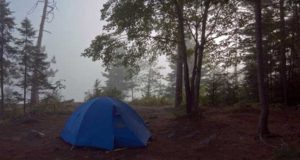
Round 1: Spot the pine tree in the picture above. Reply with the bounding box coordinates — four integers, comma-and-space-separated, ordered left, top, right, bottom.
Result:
102, 66, 130, 92
15, 18, 36, 114
0, 0, 15, 114
84, 79, 103, 101
33, 47, 56, 94
30, 0, 57, 104
102, 65, 134, 100
139, 60, 165, 98
165, 59, 176, 100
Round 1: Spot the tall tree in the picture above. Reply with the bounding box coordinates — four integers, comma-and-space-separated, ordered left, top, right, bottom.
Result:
82, 0, 179, 104
165, 57, 177, 100
0, 0, 15, 114
173, 0, 192, 113
83, 0, 238, 114
279, 0, 288, 105
16, 18, 36, 114
84, 79, 103, 101
30, 0, 57, 104
175, 45, 183, 108
139, 60, 165, 98
33, 48, 56, 94
173, 0, 238, 113
255, 0, 270, 137
102, 65, 131, 94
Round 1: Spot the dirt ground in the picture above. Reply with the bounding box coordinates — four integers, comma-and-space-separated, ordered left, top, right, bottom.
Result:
0, 106, 299, 160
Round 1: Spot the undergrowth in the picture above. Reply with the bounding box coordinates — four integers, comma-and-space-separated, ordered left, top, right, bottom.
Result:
0, 102, 77, 122
130, 96, 172, 106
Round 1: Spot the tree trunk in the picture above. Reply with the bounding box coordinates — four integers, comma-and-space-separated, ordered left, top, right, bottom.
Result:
255, 0, 270, 137
131, 87, 134, 101
175, 44, 183, 108
174, 0, 191, 114
193, 0, 210, 112
279, 0, 288, 105
294, 4, 300, 40
194, 45, 204, 110
0, 31, 4, 114
23, 53, 27, 114
146, 67, 151, 97
190, 43, 199, 111
31, 0, 48, 104
290, 3, 299, 86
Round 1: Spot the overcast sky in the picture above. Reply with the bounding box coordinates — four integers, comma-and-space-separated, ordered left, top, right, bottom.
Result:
10, 0, 107, 101
9, 0, 170, 102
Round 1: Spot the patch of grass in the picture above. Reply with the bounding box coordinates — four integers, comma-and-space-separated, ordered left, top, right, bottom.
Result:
272, 146, 300, 160
0, 102, 76, 122
0, 105, 25, 120
30, 102, 75, 114
130, 96, 173, 106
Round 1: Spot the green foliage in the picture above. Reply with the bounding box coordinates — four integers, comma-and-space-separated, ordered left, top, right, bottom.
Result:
200, 57, 241, 106
3, 87, 22, 106
130, 96, 172, 106
84, 79, 125, 100
32, 102, 75, 115
164, 58, 176, 100
0, 0, 16, 112
84, 79, 103, 101
83, 0, 177, 72
0, 1, 61, 117
82, 34, 127, 67
32, 48, 56, 90
102, 87, 125, 100
242, 54, 258, 102
0, 102, 75, 121
0, 105, 24, 121
138, 60, 166, 98
239, 0, 300, 105
102, 65, 131, 93
41, 80, 66, 104
15, 18, 37, 112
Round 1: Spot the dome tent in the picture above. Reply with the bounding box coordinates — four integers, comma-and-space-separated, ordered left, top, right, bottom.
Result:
60, 97, 151, 150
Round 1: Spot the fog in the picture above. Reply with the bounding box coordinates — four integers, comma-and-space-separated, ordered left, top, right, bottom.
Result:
10, 0, 107, 101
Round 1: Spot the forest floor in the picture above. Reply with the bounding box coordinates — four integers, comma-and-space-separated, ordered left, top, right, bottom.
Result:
0, 105, 299, 160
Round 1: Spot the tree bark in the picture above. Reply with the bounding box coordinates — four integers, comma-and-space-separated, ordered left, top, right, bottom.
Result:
190, 42, 199, 111
175, 44, 183, 108
193, 0, 210, 112
31, 0, 48, 104
279, 0, 288, 105
255, 0, 270, 137
146, 67, 151, 97
0, 29, 4, 114
23, 52, 27, 114
174, 0, 192, 114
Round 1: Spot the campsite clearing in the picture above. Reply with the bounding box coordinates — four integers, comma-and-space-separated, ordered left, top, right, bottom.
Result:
0, 106, 299, 160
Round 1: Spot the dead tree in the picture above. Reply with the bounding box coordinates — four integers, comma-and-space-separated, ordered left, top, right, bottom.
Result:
29, 0, 57, 104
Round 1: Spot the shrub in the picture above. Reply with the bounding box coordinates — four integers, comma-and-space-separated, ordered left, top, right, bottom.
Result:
130, 96, 172, 106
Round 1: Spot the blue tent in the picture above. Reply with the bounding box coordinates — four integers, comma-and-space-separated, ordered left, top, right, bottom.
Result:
60, 97, 151, 150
